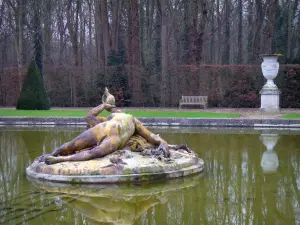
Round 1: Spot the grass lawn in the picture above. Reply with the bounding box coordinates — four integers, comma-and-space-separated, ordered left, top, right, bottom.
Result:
282, 114, 300, 119
0, 109, 240, 118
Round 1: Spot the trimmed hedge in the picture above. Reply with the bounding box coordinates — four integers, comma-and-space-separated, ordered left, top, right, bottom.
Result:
281, 65, 300, 108
1, 63, 299, 108
221, 69, 259, 108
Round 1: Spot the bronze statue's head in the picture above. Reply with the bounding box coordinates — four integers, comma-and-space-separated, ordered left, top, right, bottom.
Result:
102, 87, 116, 107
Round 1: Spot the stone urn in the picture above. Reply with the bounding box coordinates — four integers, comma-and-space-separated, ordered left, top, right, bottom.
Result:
260, 134, 279, 173
260, 54, 281, 113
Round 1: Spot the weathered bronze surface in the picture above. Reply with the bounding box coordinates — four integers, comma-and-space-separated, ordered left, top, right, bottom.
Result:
44, 88, 170, 165
28, 88, 203, 183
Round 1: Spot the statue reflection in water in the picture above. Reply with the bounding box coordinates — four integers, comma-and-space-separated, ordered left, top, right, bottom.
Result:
260, 133, 280, 173
28, 175, 200, 225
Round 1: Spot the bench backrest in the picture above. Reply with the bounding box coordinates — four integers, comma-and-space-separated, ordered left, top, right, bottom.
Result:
181, 96, 207, 103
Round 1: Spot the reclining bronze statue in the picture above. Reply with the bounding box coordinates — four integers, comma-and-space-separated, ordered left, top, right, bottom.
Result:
26, 87, 203, 183
44, 88, 172, 165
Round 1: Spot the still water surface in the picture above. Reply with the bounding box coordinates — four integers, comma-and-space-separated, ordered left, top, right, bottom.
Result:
1, 126, 300, 225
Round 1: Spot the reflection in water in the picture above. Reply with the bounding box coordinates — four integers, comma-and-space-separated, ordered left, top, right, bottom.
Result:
27, 177, 201, 225
260, 134, 280, 173
1, 126, 300, 224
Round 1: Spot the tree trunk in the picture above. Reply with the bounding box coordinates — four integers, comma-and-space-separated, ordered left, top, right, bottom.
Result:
296, 11, 300, 60
66, 0, 81, 106
43, 0, 52, 62
111, 0, 121, 53
247, 0, 253, 63
216, 0, 221, 64
0, 1, 4, 29
66, 0, 80, 66
17, 0, 25, 91
252, 0, 264, 63
87, 0, 93, 68
182, 0, 190, 64
7, 0, 26, 91
237, 0, 243, 63
159, 0, 169, 107
210, 0, 215, 64
145, 0, 154, 68
79, 7, 85, 67
189, 0, 208, 64
222, 0, 230, 64
140, 0, 145, 67
57, 1, 65, 63
190, 0, 199, 64
198, 0, 208, 64
94, 0, 104, 68
290, 0, 299, 61
128, 0, 142, 106
100, 0, 110, 65
262, 0, 278, 54
286, 0, 292, 60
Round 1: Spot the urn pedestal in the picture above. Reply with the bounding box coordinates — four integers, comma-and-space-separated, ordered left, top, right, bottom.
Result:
260, 55, 281, 113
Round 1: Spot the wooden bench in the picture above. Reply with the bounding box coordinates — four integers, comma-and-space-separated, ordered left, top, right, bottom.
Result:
179, 96, 208, 109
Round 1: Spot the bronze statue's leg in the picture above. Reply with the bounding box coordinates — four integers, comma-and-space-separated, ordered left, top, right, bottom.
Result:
134, 118, 170, 157
51, 129, 98, 156
45, 137, 120, 164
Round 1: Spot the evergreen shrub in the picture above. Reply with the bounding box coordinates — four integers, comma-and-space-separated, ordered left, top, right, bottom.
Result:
16, 60, 50, 110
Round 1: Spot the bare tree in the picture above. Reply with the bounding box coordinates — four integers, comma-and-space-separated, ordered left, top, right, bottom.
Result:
262, 0, 278, 54
66, 0, 80, 66
158, 0, 169, 106
43, 0, 52, 62
222, 0, 230, 64
145, 0, 154, 68
57, 0, 67, 63
210, 0, 215, 63
252, 0, 265, 63
100, 0, 110, 65
237, 0, 243, 63
190, 0, 208, 64
111, 0, 122, 53
296, 5, 300, 60
6, 0, 27, 90
247, 0, 253, 63
94, 0, 104, 68
286, 0, 293, 60
127, 0, 142, 105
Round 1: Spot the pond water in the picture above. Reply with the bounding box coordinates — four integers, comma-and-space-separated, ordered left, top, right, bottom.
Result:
1, 126, 300, 225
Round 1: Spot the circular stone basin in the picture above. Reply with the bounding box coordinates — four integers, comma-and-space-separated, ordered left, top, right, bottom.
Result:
26, 149, 204, 183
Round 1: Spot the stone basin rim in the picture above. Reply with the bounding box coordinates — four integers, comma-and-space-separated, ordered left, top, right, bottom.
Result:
26, 158, 204, 184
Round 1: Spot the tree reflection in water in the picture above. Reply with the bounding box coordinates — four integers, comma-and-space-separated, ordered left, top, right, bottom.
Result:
1, 127, 300, 225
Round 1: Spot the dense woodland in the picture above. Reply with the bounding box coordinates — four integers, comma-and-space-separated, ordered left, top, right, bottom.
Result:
0, 0, 300, 107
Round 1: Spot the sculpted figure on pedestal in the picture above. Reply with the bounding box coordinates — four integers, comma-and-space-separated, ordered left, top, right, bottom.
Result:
44, 88, 173, 165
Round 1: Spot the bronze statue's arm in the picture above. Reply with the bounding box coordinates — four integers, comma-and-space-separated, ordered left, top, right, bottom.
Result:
134, 118, 170, 157
84, 104, 109, 127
